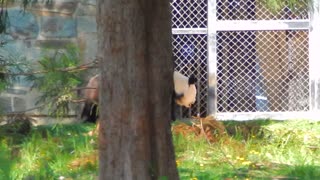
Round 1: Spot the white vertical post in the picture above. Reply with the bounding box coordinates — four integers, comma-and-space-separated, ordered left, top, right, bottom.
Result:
309, 1, 320, 111
207, 0, 217, 115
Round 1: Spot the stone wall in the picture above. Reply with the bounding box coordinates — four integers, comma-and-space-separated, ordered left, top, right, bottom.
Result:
0, 0, 97, 121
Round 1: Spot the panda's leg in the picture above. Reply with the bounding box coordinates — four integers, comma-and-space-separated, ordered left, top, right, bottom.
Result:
171, 91, 184, 121
81, 101, 91, 121
171, 92, 176, 121
88, 103, 99, 123
81, 101, 98, 123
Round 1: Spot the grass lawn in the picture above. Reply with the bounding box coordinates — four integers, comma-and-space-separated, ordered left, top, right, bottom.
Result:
0, 118, 320, 180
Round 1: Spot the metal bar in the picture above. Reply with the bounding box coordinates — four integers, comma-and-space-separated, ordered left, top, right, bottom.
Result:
309, 1, 320, 111
172, 28, 207, 34
196, 42, 201, 117
207, 0, 217, 116
215, 20, 309, 31
216, 111, 319, 121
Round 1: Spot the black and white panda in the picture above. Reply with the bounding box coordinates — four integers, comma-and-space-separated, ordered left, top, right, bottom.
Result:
171, 71, 197, 121
81, 74, 99, 123
81, 71, 197, 122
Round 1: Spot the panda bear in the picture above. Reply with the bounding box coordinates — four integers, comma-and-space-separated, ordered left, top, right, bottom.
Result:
171, 71, 197, 121
81, 74, 99, 123
81, 71, 197, 122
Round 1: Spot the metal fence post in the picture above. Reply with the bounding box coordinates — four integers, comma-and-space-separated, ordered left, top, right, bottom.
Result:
309, 1, 320, 111
207, 0, 217, 116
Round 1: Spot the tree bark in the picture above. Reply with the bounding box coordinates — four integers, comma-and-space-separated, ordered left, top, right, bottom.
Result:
96, 0, 178, 179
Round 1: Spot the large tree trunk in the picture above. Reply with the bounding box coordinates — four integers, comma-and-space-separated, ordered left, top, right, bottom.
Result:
96, 0, 178, 179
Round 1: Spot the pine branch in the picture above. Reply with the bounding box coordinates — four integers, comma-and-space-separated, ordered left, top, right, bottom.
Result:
0, 60, 98, 76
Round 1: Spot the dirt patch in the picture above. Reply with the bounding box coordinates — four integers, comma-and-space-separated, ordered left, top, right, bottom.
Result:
172, 116, 226, 143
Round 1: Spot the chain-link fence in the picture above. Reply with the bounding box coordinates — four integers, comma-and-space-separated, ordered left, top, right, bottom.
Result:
172, 34, 208, 117
171, 0, 208, 118
171, 0, 315, 120
171, 0, 207, 28
216, 0, 308, 20
217, 30, 309, 113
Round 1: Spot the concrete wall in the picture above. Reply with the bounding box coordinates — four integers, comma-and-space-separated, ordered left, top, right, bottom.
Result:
0, 0, 97, 121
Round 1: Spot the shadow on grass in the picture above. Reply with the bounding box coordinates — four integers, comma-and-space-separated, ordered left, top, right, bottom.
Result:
0, 122, 94, 146
0, 122, 97, 179
222, 119, 284, 140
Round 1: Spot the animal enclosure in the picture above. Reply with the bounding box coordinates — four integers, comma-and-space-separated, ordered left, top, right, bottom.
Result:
170, 0, 320, 120
0, 1, 319, 121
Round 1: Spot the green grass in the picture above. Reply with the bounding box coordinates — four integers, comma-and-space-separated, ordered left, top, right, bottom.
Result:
1, 119, 320, 179
0, 123, 98, 180
174, 119, 320, 180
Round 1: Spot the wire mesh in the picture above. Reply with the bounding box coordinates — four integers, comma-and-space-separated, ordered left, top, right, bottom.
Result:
170, 0, 208, 28
216, 0, 308, 20
170, 0, 311, 118
216, 30, 309, 112
172, 34, 208, 118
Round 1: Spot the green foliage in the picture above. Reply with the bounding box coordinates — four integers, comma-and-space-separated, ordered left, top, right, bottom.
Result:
158, 176, 168, 180
0, 7, 9, 34
0, 47, 32, 91
259, 0, 313, 13
22, 0, 53, 7
28, 44, 83, 117
0, 142, 13, 180
0, 41, 87, 118
0, 45, 34, 115
0, 76, 6, 92
0, 40, 86, 117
